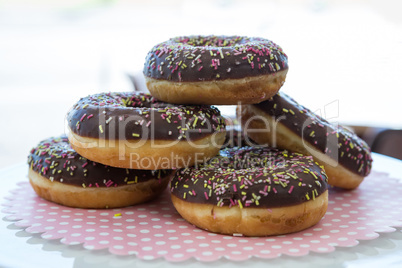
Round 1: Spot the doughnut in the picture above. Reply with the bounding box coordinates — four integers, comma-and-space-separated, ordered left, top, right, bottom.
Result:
27, 135, 173, 208
143, 35, 288, 105
67, 92, 226, 170
238, 92, 373, 189
171, 147, 328, 237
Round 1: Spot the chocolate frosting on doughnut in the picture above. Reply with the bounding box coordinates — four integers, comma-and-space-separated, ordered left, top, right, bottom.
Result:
171, 147, 328, 208
253, 93, 373, 176
67, 92, 226, 141
28, 135, 171, 187
144, 35, 288, 82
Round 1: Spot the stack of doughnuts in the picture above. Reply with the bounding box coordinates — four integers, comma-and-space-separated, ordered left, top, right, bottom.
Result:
28, 91, 226, 208
28, 35, 373, 237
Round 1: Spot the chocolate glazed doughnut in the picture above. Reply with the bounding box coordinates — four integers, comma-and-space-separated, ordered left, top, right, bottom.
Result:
171, 147, 328, 236
238, 92, 373, 189
143, 35, 288, 105
28, 136, 173, 208
67, 92, 226, 170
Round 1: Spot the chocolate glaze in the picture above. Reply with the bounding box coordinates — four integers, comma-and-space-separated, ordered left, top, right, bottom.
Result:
171, 147, 328, 208
67, 92, 226, 141
143, 35, 288, 82
253, 93, 373, 176
28, 135, 172, 187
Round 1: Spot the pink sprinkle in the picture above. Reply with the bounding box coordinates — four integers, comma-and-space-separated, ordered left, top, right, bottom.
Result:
87, 114, 94, 119
82, 162, 88, 168
233, 184, 237, 192
204, 192, 209, 200
288, 185, 294, 194
80, 114, 87, 122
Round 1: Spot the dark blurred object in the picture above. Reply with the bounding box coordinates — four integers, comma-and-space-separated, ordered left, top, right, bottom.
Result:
349, 126, 402, 160
371, 129, 402, 160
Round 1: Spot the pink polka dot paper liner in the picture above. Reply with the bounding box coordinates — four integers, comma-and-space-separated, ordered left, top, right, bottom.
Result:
2, 171, 402, 262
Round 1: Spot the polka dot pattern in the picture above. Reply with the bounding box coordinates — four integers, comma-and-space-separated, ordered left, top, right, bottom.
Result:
2, 171, 402, 262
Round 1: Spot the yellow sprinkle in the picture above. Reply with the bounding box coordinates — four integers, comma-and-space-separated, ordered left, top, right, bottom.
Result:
219, 49, 224, 59
99, 125, 104, 133
193, 117, 198, 127
132, 133, 140, 137
275, 62, 280, 70
310, 171, 318, 179
114, 213, 122, 217
238, 200, 243, 209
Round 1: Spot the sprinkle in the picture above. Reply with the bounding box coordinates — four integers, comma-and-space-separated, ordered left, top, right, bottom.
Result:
288, 185, 294, 194
80, 114, 87, 122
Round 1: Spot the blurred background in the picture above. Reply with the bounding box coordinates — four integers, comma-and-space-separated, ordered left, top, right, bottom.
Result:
1, 0, 402, 168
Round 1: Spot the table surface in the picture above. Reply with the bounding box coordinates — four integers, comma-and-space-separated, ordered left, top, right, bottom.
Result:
0, 153, 401, 268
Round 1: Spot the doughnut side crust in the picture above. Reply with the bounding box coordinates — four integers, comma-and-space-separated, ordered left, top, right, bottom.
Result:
145, 70, 288, 105
238, 105, 364, 189
171, 191, 328, 237
28, 169, 172, 209
68, 130, 226, 170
